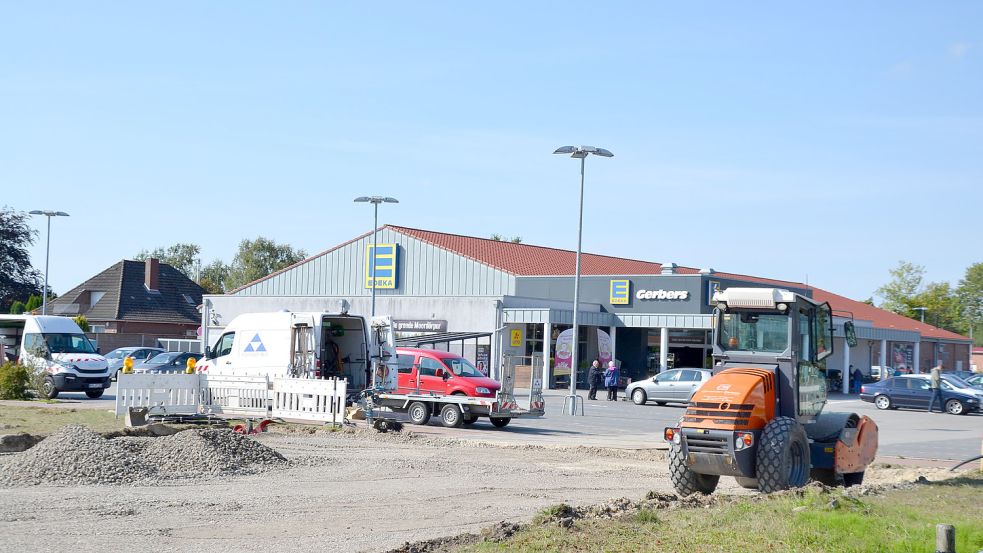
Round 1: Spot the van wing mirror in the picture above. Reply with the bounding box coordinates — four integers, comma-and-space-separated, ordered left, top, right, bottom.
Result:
205, 346, 214, 359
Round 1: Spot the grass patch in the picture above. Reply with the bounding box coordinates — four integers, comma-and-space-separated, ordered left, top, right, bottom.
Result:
0, 404, 122, 435
468, 472, 983, 552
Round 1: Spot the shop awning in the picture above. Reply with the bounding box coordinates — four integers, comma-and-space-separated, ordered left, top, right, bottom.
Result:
394, 331, 493, 348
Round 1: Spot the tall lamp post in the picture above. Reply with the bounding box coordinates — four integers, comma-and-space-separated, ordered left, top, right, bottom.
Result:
553, 145, 613, 415
914, 307, 927, 323
354, 196, 399, 317
28, 210, 70, 315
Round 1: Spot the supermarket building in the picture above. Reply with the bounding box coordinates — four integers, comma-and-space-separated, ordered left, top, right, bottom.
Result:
203, 226, 973, 387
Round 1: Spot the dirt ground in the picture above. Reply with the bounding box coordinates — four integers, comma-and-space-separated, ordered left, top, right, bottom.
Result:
0, 426, 965, 553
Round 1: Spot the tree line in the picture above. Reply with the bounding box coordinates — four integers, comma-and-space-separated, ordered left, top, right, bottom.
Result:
875, 260, 982, 344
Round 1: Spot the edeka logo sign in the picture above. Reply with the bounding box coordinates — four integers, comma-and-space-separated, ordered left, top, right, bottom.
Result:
636, 289, 690, 300
365, 243, 398, 289
610, 279, 630, 305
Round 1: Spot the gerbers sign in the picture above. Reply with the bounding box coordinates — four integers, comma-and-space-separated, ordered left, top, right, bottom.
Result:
636, 289, 689, 300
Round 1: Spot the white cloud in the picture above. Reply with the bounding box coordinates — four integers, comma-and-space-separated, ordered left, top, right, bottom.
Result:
949, 42, 971, 58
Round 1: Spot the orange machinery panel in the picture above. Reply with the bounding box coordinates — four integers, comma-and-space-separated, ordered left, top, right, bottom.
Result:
682, 368, 776, 431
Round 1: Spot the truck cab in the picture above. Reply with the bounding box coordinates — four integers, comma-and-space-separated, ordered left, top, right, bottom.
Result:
395, 348, 500, 398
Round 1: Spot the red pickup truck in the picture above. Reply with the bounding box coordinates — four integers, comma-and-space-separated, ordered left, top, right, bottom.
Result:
395, 348, 500, 398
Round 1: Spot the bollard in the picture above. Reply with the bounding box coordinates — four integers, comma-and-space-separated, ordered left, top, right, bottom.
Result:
935, 523, 955, 553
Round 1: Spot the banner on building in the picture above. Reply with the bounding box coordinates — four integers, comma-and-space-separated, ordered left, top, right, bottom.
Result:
554, 329, 574, 371
597, 329, 613, 366
476, 344, 490, 375
891, 343, 914, 370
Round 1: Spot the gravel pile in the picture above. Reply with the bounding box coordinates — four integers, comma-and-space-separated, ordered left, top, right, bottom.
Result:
0, 425, 288, 487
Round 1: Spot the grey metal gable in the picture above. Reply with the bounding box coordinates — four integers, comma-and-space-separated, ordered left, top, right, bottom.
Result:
234, 228, 515, 297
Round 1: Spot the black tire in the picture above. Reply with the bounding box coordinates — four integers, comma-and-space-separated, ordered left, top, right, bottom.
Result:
440, 404, 464, 428
735, 477, 758, 489
756, 416, 811, 493
656, 401, 667, 406
873, 394, 892, 410
631, 388, 647, 405
945, 399, 965, 415
842, 472, 864, 487
489, 417, 511, 428
85, 389, 105, 399
407, 401, 431, 425
463, 415, 479, 425
42, 377, 59, 400
669, 444, 719, 495
810, 468, 839, 487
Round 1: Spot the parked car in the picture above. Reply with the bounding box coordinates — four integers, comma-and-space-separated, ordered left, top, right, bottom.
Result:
965, 373, 982, 388
940, 374, 983, 400
860, 376, 980, 415
132, 351, 200, 374
395, 348, 500, 398
951, 370, 977, 381
626, 368, 713, 406
106, 347, 165, 379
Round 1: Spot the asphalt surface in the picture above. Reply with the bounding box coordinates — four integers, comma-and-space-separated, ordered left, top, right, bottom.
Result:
34, 383, 983, 463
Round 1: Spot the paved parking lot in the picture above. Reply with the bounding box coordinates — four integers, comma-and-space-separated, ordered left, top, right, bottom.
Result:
51, 383, 982, 464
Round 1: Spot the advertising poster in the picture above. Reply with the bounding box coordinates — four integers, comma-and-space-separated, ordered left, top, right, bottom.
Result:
597, 329, 613, 366
891, 343, 914, 370
554, 329, 574, 371
475, 344, 490, 375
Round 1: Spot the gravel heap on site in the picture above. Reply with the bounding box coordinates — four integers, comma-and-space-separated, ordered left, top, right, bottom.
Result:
0, 425, 288, 487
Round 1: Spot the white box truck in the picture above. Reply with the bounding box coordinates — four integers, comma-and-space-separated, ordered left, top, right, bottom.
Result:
0, 315, 111, 399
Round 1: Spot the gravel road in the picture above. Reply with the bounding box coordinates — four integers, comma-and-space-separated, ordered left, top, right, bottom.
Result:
0, 426, 704, 553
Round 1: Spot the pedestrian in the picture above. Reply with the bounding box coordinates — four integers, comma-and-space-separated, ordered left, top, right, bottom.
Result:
587, 360, 601, 400
927, 363, 944, 413
851, 365, 863, 394
604, 360, 620, 401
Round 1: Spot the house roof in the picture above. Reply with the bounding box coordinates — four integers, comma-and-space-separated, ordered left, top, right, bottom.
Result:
388, 225, 701, 276
49, 260, 204, 325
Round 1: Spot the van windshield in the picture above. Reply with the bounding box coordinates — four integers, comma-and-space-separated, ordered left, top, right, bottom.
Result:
43, 333, 97, 354
444, 357, 483, 377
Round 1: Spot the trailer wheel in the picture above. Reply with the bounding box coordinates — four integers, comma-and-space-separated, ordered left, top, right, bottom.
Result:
668, 444, 719, 495
489, 417, 511, 428
407, 401, 431, 425
463, 415, 479, 425
842, 472, 864, 487
440, 404, 464, 428
42, 377, 58, 400
735, 477, 758, 489
756, 416, 811, 493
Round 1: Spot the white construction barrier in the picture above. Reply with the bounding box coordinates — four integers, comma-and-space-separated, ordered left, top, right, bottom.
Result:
204, 375, 270, 417
115, 373, 203, 417
273, 377, 347, 425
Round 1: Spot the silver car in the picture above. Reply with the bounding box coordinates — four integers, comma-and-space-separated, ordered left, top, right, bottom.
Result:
627, 368, 713, 406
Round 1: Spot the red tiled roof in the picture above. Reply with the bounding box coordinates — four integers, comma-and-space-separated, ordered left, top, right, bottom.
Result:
808, 287, 971, 342
389, 225, 701, 276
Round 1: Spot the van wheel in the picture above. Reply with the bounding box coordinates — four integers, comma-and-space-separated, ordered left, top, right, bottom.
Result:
407, 401, 431, 425
85, 389, 104, 399
489, 417, 511, 428
463, 415, 479, 425
440, 404, 464, 428
42, 377, 59, 400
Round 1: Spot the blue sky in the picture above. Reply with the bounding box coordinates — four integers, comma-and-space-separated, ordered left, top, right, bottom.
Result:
2, 2, 980, 301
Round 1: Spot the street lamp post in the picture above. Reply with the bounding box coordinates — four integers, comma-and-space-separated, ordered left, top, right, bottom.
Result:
354, 196, 399, 318
914, 307, 927, 323
553, 145, 613, 415
28, 210, 70, 315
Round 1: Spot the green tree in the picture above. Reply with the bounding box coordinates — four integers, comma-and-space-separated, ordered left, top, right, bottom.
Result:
490, 233, 523, 243
135, 243, 201, 279
0, 207, 43, 312
73, 315, 91, 332
9, 300, 25, 314
224, 237, 307, 291
910, 282, 960, 331
24, 295, 42, 313
875, 261, 925, 317
199, 259, 231, 294
956, 262, 983, 344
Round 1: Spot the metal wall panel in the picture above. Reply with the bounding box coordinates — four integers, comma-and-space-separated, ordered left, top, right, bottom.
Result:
233, 229, 515, 298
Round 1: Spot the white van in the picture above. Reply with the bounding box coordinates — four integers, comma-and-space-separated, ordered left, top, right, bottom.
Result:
0, 315, 111, 399
195, 311, 396, 391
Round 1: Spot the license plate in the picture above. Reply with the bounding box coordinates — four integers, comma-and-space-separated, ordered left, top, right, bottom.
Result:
88, 383, 102, 389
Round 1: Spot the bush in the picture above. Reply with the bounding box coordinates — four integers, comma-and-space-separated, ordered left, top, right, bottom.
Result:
9, 300, 25, 314
73, 315, 91, 332
0, 361, 31, 400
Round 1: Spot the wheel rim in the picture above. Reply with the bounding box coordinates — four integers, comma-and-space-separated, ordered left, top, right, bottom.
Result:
633, 390, 645, 404
445, 409, 459, 424
410, 404, 425, 421
946, 400, 962, 415
43, 380, 54, 395
875, 396, 889, 409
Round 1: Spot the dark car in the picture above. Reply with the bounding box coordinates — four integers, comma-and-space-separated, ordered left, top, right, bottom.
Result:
132, 351, 200, 374
860, 375, 981, 415
965, 374, 982, 388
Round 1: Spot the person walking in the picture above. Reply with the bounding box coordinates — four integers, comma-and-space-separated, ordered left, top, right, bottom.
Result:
604, 361, 620, 401
587, 360, 601, 400
927, 363, 944, 413
851, 365, 863, 394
